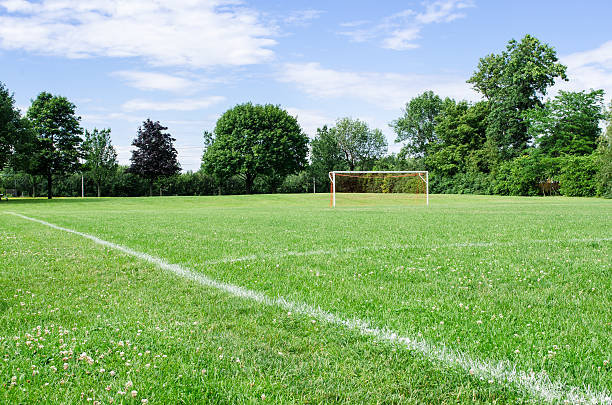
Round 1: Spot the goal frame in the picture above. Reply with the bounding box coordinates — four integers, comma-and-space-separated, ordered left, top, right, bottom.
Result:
328, 171, 429, 207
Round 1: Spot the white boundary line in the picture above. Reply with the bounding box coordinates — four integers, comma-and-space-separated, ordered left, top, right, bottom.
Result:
204, 237, 612, 266
6, 212, 612, 404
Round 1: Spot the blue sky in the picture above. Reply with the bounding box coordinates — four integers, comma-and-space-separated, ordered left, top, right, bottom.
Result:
1, 0, 611, 171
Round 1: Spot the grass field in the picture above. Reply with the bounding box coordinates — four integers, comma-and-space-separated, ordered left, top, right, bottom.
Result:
1, 194, 611, 404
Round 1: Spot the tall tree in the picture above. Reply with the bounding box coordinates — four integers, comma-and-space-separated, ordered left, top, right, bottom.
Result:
330, 117, 387, 171
27, 92, 83, 199
0, 82, 22, 169
427, 100, 491, 176
597, 106, 612, 197
525, 90, 605, 157
83, 128, 118, 197
202, 103, 308, 194
130, 119, 180, 196
391, 91, 445, 158
467, 35, 567, 159
309, 125, 349, 188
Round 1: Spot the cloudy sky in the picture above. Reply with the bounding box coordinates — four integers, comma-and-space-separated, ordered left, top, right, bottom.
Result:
1, 0, 611, 171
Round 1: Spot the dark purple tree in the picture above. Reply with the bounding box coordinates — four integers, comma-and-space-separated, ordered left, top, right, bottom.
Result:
129, 119, 180, 196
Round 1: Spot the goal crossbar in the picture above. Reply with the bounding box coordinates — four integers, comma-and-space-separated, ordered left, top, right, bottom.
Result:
329, 170, 429, 207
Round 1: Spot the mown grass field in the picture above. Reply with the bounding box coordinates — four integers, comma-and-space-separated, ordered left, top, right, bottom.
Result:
1, 194, 611, 404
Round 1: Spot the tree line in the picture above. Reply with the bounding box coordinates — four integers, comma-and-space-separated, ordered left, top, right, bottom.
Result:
1, 35, 611, 198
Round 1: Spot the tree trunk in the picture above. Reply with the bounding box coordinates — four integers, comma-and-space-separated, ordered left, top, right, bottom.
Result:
97, 184, 101, 198
149, 182, 153, 197
245, 173, 253, 194
47, 170, 53, 199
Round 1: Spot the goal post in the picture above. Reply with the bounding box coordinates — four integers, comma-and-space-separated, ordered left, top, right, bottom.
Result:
328, 171, 429, 207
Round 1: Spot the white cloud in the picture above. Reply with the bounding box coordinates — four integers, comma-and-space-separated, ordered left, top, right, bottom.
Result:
122, 96, 225, 112
552, 41, 612, 101
285, 107, 335, 138
415, 0, 474, 24
339, 0, 474, 51
283, 9, 324, 27
113, 71, 196, 93
382, 28, 421, 51
279, 62, 477, 110
0, 0, 276, 68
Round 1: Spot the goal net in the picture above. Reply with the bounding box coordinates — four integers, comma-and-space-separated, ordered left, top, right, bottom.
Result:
328, 171, 429, 207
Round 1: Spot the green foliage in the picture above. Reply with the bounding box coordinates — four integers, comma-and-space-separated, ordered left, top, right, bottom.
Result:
129, 119, 180, 195
468, 35, 568, 159
597, 119, 612, 197
26, 92, 83, 199
559, 154, 599, 197
525, 90, 605, 157
493, 154, 562, 196
309, 125, 348, 191
430, 172, 493, 195
427, 101, 490, 176
391, 91, 445, 157
0, 82, 22, 169
83, 128, 118, 197
278, 171, 313, 193
202, 103, 308, 194
330, 117, 387, 170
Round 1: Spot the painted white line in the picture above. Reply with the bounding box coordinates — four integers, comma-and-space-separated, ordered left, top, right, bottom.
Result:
204, 237, 612, 266
7, 212, 612, 404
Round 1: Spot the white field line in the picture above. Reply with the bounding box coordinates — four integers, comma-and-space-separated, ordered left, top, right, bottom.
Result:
204, 237, 612, 266
7, 212, 612, 405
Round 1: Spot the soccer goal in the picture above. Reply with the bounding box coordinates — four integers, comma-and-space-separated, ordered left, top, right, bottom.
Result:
328, 171, 429, 207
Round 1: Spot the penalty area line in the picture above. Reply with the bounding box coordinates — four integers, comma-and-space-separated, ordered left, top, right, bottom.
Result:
6, 211, 611, 405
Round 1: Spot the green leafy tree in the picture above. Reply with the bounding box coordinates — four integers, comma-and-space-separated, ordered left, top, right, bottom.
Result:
26, 92, 83, 199
468, 35, 567, 159
129, 119, 181, 196
83, 128, 118, 197
525, 90, 605, 157
427, 100, 490, 176
0, 82, 22, 169
597, 108, 612, 197
309, 125, 348, 189
202, 103, 308, 194
391, 91, 444, 158
330, 117, 387, 171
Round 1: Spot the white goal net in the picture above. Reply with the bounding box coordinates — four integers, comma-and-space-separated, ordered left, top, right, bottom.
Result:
328, 171, 429, 207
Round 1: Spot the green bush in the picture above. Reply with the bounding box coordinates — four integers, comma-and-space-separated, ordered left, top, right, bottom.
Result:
493, 154, 561, 196
559, 154, 599, 197
429, 172, 493, 195
278, 171, 312, 193
596, 133, 612, 198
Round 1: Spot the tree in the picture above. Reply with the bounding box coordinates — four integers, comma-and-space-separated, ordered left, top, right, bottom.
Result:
309, 125, 348, 188
129, 119, 181, 196
525, 90, 605, 157
597, 107, 612, 197
390, 91, 445, 158
330, 117, 387, 171
427, 100, 490, 176
83, 128, 118, 197
26, 92, 83, 199
0, 82, 22, 169
468, 35, 567, 159
202, 103, 308, 194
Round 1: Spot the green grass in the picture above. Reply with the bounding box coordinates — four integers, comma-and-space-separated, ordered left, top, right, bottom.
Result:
1, 194, 611, 404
